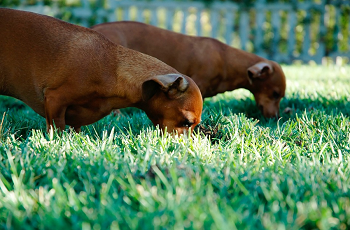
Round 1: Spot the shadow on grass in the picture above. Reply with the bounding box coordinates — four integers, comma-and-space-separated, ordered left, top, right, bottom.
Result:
0, 96, 153, 140
0, 91, 349, 139
204, 92, 350, 126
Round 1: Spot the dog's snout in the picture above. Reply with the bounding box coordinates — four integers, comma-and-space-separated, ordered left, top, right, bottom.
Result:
265, 110, 280, 119
259, 103, 280, 119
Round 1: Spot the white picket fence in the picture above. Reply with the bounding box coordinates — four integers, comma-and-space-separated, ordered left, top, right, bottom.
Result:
11, 0, 350, 64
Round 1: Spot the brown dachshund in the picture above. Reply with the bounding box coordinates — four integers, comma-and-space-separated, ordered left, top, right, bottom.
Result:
0, 9, 202, 134
92, 21, 286, 118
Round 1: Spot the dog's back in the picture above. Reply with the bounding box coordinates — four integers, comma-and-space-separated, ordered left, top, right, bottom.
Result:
0, 8, 77, 71
92, 20, 287, 118
92, 21, 211, 74
0, 9, 203, 133
0, 8, 113, 108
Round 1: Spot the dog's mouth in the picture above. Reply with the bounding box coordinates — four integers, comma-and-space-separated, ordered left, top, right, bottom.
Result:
258, 104, 280, 119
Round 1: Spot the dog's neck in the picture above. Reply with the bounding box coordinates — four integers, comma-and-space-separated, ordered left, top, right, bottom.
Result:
91, 45, 144, 110
218, 43, 266, 92
111, 45, 176, 110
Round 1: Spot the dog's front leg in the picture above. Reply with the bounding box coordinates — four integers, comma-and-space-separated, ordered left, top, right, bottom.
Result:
73, 126, 81, 132
44, 93, 67, 133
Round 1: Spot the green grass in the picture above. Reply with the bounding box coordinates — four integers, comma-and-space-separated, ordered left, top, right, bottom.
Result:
0, 65, 349, 229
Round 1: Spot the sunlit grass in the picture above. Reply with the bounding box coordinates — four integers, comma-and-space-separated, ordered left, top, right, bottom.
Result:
0, 65, 350, 229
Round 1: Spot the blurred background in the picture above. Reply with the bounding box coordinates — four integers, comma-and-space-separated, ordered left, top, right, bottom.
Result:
1, 0, 349, 65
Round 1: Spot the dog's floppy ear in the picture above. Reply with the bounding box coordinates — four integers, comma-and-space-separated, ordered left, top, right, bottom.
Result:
247, 62, 273, 84
142, 74, 189, 101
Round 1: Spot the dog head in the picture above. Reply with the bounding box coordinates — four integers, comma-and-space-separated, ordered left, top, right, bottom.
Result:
247, 61, 286, 118
141, 74, 203, 135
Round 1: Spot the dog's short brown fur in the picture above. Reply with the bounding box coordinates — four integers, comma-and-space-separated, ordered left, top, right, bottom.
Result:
0, 9, 202, 134
92, 21, 286, 118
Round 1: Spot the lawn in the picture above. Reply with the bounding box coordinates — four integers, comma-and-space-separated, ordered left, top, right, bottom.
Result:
0, 65, 349, 229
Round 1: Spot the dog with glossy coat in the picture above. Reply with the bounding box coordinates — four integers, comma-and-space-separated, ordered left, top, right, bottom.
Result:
0, 9, 203, 134
92, 21, 286, 118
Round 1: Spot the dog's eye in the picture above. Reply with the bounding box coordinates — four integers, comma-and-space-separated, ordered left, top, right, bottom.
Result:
272, 91, 280, 99
182, 120, 194, 127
